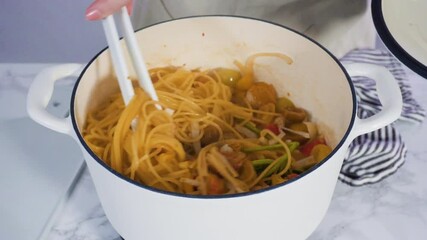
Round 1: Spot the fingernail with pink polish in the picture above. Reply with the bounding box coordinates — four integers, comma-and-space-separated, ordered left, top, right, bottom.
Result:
86, 9, 101, 21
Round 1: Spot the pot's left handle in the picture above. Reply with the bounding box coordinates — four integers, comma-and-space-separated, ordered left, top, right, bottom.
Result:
27, 64, 83, 135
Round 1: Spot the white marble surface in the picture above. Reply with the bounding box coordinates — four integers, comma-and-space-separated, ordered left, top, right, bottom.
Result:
2, 63, 426, 240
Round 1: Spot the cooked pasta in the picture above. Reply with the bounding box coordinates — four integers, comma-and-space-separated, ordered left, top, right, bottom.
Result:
83, 53, 332, 195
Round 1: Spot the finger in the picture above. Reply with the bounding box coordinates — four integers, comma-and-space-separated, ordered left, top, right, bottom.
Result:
126, 0, 134, 15
85, 0, 133, 21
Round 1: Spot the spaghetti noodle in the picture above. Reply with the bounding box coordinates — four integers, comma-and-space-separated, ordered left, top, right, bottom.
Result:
83, 53, 332, 195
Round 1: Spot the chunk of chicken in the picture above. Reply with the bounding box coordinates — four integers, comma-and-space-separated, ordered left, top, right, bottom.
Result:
246, 82, 277, 109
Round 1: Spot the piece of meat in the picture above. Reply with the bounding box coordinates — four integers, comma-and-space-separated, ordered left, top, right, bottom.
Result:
246, 82, 277, 109
200, 125, 220, 147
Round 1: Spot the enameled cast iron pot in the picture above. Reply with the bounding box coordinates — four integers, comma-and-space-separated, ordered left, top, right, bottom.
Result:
27, 16, 402, 240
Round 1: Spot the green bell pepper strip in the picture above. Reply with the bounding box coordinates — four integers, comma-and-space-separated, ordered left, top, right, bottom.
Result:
243, 142, 298, 153
249, 142, 300, 176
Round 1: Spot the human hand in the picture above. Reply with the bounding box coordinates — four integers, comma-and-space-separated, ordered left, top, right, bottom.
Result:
85, 0, 133, 21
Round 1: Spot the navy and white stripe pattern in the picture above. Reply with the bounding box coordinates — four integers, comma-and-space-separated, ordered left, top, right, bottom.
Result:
339, 49, 425, 186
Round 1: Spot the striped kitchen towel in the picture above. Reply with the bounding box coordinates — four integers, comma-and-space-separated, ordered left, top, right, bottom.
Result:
339, 49, 425, 186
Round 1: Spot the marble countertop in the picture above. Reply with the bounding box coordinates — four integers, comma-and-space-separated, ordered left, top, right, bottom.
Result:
2, 63, 427, 240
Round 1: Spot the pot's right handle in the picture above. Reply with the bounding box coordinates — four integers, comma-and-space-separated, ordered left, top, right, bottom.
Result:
343, 63, 403, 140
27, 64, 83, 135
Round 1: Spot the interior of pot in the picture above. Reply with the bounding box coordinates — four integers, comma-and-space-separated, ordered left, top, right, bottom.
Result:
73, 16, 354, 154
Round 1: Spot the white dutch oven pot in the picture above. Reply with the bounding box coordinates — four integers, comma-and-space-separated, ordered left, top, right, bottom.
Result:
27, 16, 402, 240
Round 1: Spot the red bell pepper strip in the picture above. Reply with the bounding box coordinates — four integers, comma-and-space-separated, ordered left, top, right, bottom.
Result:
264, 123, 280, 135
300, 137, 325, 156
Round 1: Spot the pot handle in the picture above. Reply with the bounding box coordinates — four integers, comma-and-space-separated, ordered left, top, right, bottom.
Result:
343, 63, 402, 140
27, 64, 83, 135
